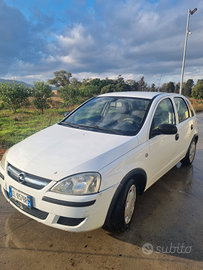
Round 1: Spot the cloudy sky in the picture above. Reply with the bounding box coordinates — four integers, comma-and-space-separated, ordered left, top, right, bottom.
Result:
0, 0, 202, 86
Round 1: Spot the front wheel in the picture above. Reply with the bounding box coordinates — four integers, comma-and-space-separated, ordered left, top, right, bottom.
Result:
108, 179, 137, 232
181, 139, 196, 165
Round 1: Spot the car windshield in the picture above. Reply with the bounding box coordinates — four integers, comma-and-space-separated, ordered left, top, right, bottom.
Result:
60, 97, 151, 136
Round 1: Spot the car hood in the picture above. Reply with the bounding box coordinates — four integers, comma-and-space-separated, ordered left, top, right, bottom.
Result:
7, 124, 139, 181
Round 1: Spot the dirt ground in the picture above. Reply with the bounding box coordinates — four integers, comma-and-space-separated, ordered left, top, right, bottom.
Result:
0, 113, 203, 270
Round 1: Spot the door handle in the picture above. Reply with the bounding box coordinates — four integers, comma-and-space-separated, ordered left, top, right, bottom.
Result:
191, 124, 193, 130
175, 133, 179, 141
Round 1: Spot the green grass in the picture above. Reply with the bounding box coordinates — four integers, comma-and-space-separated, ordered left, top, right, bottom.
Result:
0, 108, 67, 148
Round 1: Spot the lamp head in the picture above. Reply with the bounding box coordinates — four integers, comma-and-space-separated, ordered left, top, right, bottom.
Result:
190, 8, 197, 15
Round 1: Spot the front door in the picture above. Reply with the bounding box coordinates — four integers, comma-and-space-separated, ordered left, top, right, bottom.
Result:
147, 98, 179, 188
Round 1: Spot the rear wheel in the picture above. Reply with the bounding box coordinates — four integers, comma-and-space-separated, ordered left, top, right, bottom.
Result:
108, 179, 137, 232
181, 139, 196, 165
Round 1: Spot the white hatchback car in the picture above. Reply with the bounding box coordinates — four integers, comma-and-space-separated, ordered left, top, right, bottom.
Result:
0, 92, 198, 232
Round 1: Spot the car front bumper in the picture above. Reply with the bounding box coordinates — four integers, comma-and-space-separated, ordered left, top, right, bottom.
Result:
0, 163, 118, 232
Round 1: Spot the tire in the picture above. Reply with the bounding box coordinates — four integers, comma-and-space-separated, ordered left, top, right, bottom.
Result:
109, 179, 137, 232
181, 139, 196, 165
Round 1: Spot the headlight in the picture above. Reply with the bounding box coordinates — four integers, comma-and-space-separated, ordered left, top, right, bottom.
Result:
50, 173, 101, 195
1, 149, 10, 170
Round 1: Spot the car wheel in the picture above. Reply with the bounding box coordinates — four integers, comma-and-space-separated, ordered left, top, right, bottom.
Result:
109, 179, 137, 232
181, 139, 196, 165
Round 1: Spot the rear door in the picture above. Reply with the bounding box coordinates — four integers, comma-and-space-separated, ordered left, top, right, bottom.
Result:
173, 97, 196, 159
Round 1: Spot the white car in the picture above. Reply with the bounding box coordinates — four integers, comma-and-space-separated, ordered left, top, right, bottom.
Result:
0, 92, 198, 232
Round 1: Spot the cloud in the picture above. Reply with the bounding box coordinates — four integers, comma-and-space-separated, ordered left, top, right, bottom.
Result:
0, 0, 203, 85
0, 0, 54, 74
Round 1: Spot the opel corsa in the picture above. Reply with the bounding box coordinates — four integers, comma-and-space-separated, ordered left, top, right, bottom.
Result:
0, 92, 198, 232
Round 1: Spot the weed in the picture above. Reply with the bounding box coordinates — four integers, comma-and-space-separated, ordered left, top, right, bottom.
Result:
0, 108, 66, 147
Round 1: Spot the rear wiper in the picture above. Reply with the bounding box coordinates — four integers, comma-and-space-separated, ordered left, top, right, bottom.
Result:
78, 124, 121, 134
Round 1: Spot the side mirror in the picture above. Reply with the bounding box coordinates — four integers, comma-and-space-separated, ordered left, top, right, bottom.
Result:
64, 112, 70, 117
159, 124, 177, 135
150, 124, 177, 138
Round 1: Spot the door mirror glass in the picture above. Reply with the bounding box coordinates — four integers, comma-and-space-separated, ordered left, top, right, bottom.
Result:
159, 124, 177, 135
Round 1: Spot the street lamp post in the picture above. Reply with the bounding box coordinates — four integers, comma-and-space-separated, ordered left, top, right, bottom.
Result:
180, 8, 197, 95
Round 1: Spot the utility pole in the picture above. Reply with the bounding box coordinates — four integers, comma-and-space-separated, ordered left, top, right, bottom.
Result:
180, 8, 197, 95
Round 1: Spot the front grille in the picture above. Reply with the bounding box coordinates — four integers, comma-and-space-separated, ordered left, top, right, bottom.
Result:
5, 190, 49, 220
57, 216, 85, 226
7, 164, 51, 190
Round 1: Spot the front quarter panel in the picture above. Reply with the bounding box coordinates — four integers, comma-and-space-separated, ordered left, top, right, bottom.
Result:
99, 138, 150, 192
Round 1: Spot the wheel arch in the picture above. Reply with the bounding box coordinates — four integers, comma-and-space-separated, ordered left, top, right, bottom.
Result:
103, 168, 147, 228
193, 133, 198, 144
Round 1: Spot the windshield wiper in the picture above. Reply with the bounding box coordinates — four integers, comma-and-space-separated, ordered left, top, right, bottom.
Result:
60, 122, 79, 128
60, 122, 121, 134
78, 124, 121, 134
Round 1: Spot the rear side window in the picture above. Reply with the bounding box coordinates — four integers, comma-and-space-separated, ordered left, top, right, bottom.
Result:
185, 99, 194, 117
174, 97, 189, 123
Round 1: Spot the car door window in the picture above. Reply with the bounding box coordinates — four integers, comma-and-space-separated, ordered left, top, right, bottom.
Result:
185, 99, 194, 117
150, 98, 176, 138
174, 97, 189, 122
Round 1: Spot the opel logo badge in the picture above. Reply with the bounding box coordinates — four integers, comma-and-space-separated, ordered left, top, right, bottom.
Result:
18, 173, 25, 184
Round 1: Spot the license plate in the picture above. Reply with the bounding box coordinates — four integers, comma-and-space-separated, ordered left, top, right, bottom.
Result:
9, 186, 32, 208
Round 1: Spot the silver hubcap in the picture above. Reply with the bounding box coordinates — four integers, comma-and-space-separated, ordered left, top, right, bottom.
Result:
124, 184, 136, 224
189, 141, 196, 162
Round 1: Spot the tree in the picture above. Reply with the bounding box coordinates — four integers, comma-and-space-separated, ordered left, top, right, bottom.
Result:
32, 81, 53, 114
89, 78, 106, 94
159, 83, 167, 92
58, 84, 82, 106
101, 84, 117, 94
0, 82, 30, 113
115, 83, 131, 92
150, 83, 157, 92
81, 78, 91, 87
87, 84, 100, 96
89, 78, 101, 87
47, 71, 72, 88
183, 79, 194, 97
175, 82, 180, 93
165, 82, 175, 93
126, 80, 139, 91
70, 77, 82, 87
192, 81, 203, 99
105, 77, 115, 85
115, 75, 125, 84
138, 77, 147, 91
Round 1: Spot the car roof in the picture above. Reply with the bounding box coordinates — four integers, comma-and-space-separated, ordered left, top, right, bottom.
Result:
99, 91, 183, 100
99, 91, 162, 99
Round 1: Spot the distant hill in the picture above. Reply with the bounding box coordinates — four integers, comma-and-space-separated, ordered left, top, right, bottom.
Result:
0, 79, 57, 90
0, 79, 32, 88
